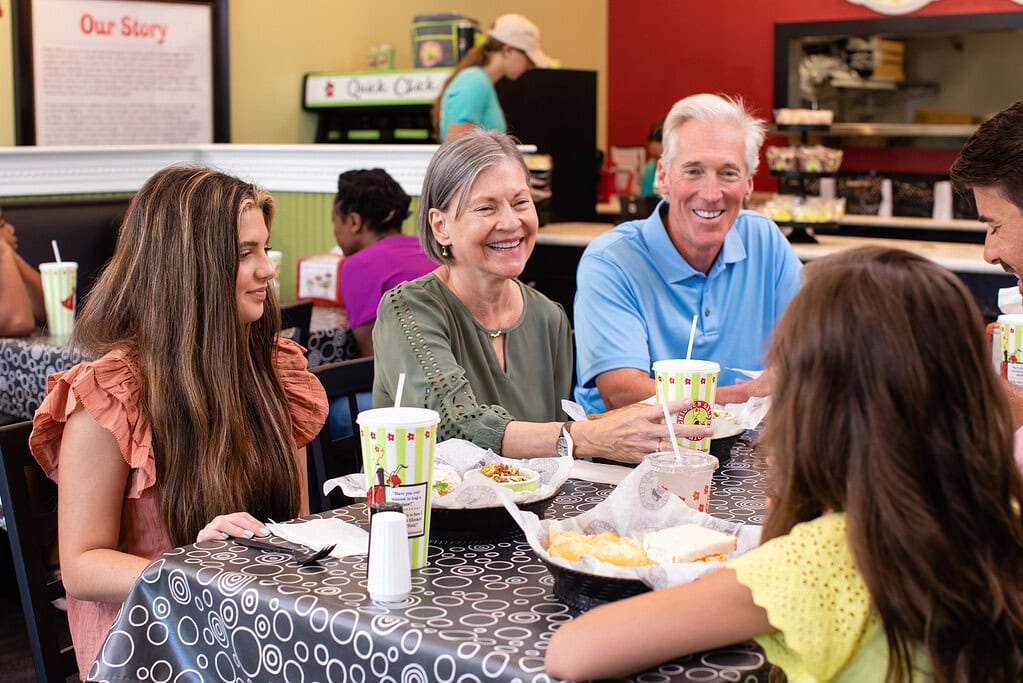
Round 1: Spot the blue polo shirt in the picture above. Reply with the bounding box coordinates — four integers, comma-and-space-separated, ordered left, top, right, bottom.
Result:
439, 67, 506, 142
573, 205, 802, 415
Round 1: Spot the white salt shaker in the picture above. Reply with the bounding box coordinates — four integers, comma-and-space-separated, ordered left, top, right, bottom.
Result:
367, 510, 411, 602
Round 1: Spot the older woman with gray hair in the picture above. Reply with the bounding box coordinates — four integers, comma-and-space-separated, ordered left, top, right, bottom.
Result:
372, 129, 710, 463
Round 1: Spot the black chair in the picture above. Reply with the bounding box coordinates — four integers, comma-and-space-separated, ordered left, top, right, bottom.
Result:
0, 421, 77, 682
307, 357, 375, 513
280, 300, 314, 346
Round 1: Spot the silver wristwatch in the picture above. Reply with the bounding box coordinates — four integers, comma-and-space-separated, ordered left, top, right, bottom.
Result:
556, 421, 574, 458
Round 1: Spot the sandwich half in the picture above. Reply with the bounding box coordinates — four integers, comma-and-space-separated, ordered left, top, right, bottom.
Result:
642, 524, 736, 564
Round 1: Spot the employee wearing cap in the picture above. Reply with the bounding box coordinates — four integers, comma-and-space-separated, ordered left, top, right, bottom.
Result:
432, 14, 550, 142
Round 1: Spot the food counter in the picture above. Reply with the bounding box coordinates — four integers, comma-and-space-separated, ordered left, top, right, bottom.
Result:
536, 221, 999, 274
523, 222, 1014, 323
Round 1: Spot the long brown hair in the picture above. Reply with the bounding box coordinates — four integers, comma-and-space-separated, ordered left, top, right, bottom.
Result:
761, 246, 1023, 682
431, 36, 506, 138
73, 166, 300, 546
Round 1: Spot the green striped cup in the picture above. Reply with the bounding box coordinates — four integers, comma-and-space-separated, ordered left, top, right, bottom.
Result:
653, 359, 719, 452
998, 314, 1023, 387
357, 407, 439, 569
39, 262, 78, 338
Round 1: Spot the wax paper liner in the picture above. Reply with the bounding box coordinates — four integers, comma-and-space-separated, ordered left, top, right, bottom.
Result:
325, 438, 573, 509
499, 459, 762, 591
560, 397, 768, 439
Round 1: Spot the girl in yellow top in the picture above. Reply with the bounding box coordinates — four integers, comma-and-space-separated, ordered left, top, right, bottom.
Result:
546, 246, 1023, 682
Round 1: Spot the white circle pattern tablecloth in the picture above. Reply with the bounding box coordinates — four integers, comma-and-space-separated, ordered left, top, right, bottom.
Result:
87, 437, 776, 683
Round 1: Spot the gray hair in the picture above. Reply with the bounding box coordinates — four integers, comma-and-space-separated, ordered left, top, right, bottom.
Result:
660, 93, 766, 176
418, 129, 530, 264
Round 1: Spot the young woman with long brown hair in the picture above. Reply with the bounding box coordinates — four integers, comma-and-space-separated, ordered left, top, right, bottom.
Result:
546, 246, 1023, 682
432, 14, 549, 142
29, 166, 328, 674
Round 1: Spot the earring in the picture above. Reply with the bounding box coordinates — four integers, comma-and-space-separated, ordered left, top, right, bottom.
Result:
441, 244, 450, 258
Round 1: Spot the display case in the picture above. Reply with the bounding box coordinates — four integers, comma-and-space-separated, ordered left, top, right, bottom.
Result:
773, 12, 1023, 126
769, 123, 839, 243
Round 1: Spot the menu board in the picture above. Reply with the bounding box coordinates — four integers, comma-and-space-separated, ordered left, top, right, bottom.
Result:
14, 0, 228, 145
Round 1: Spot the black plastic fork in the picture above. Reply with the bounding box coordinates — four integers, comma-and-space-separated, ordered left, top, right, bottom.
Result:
233, 537, 336, 566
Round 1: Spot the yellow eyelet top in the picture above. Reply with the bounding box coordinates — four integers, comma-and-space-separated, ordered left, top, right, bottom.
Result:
728, 513, 927, 682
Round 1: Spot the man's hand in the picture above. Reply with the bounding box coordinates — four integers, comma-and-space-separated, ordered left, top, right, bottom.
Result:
716, 369, 773, 405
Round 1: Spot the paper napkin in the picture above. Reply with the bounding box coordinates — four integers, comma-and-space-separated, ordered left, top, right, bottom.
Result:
266, 518, 368, 559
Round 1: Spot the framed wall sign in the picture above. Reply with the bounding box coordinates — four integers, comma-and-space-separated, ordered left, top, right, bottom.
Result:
11, 0, 229, 145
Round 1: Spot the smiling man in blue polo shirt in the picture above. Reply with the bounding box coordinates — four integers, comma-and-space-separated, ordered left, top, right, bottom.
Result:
574, 93, 802, 415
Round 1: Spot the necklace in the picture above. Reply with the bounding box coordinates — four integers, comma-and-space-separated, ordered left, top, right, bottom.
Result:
439, 269, 516, 339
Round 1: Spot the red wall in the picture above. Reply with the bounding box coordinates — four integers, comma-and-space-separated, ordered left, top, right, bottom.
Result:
607, 0, 1020, 184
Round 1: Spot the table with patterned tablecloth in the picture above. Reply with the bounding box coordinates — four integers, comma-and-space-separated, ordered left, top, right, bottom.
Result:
0, 334, 82, 421
87, 439, 777, 683
307, 305, 357, 366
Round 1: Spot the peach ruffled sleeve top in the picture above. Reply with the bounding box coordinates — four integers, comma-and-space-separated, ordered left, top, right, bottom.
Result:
29, 337, 327, 677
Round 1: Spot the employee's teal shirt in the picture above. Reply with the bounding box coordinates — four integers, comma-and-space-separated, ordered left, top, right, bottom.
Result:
439, 66, 506, 141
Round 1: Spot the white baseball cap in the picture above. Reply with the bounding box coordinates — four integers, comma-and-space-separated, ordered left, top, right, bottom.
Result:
488, 14, 550, 69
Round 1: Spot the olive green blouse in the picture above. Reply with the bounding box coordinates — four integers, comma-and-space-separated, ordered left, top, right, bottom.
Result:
372, 273, 574, 454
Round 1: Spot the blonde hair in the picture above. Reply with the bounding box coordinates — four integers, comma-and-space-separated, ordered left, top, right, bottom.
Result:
661, 93, 765, 175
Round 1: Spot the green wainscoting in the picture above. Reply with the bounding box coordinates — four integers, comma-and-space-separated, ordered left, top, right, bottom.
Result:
269, 192, 336, 301
269, 192, 420, 301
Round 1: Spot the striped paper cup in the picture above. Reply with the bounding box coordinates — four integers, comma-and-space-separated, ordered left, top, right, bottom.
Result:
39, 262, 78, 337
357, 407, 439, 569
652, 359, 719, 452
999, 314, 1023, 388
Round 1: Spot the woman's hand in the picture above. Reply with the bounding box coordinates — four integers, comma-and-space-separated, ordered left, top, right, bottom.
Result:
196, 512, 272, 543
574, 398, 714, 464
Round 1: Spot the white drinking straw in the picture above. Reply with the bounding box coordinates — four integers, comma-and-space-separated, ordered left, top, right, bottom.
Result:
51, 240, 62, 263
685, 313, 698, 361
393, 372, 406, 409
660, 400, 683, 464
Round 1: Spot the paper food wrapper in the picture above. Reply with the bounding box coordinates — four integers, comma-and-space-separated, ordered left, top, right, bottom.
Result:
715, 396, 770, 436
1000, 286, 1023, 315
499, 459, 762, 591
326, 438, 573, 509
561, 397, 768, 439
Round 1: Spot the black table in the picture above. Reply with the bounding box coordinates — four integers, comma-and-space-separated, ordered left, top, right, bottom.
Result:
87, 439, 776, 683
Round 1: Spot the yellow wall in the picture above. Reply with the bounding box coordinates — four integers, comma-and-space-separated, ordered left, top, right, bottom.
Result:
1, 0, 13, 147
0, 1, 607, 148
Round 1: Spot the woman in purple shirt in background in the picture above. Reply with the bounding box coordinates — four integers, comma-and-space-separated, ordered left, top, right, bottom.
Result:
333, 168, 436, 357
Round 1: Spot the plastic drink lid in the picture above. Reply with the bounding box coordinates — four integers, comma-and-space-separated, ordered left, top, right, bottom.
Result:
357, 407, 439, 428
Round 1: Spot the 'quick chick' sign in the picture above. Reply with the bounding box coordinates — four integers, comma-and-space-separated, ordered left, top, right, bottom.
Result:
303, 69, 452, 108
